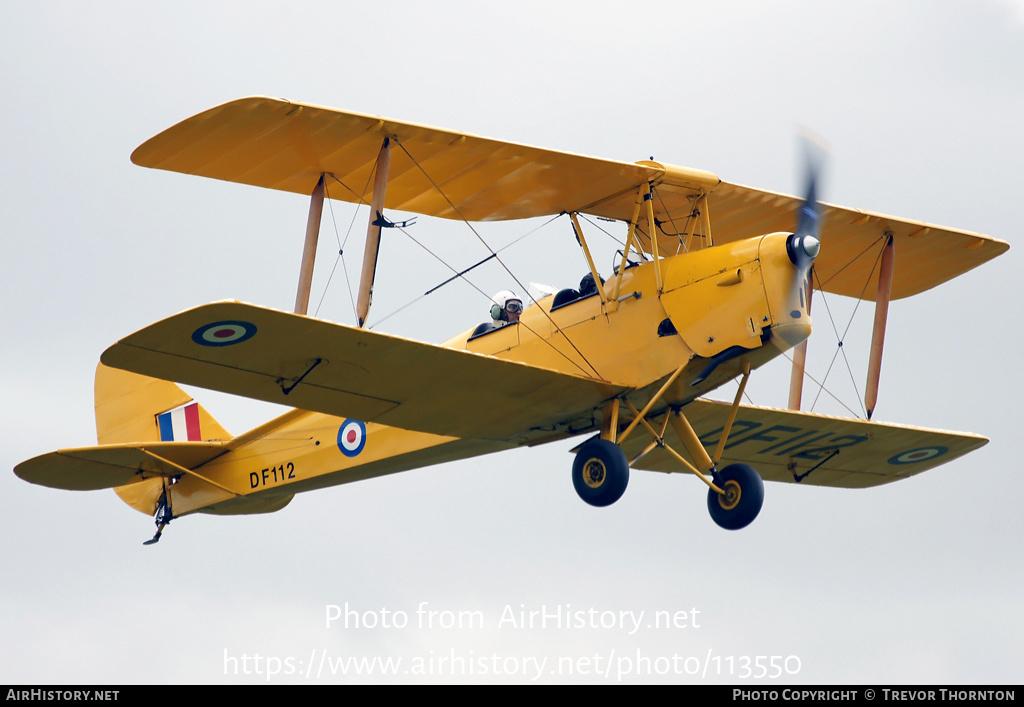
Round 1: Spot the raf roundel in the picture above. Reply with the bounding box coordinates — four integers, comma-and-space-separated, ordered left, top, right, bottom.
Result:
888, 446, 949, 465
337, 420, 367, 457
192, 321, 257, 347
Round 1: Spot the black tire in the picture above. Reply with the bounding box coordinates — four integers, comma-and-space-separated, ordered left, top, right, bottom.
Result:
572, 439, 629, 507
707, 463, 764, 530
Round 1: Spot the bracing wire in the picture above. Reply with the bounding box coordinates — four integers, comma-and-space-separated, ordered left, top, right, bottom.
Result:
391, 136, 606, 380
313, 178, 362, 319
653, 186, 699, 253
369, 213, 564, 329
371, 217, 602, 380
807, 236, 888, 416
783, 347, 865, 419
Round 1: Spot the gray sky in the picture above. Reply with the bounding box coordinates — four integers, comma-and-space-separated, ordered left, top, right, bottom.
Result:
2, 0, 1022, 684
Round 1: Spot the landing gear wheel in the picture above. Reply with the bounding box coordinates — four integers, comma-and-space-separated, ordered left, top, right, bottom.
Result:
572, 439, 629, 507
707, 463, 763, 530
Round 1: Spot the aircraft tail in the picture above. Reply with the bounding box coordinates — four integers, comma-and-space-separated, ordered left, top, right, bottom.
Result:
95, 362, 231, 445
95, 363, 233, 515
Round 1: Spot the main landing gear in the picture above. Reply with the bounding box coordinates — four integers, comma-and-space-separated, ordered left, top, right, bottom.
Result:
572, 439, 630, 507
570, 439, 764, 529
706, 463, 763, 530
570, 362, 764, 530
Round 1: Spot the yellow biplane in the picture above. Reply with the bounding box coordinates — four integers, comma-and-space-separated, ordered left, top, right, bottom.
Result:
14, 97, 1009, 544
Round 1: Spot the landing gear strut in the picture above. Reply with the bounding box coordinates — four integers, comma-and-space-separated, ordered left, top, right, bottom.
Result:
583, 358, 767, 529
572, 439, 629, 507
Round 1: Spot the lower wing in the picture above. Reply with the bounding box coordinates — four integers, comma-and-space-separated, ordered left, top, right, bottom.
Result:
100, 301, 627, 443
623, 399, 986, 488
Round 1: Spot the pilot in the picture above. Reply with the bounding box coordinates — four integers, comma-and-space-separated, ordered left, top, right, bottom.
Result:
490, 290, 523, 326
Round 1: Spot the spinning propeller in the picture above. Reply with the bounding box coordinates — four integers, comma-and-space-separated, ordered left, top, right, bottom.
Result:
785, 136, 827, 309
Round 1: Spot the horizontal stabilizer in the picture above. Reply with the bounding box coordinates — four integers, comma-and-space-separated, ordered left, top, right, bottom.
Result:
624, 399, 987, 488
15, 442, 225, 491
101, 301, 626, 442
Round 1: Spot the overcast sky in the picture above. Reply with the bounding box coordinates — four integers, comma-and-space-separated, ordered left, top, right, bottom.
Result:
2, 0, 1022, 684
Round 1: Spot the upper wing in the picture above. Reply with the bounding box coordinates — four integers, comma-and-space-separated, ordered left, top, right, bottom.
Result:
703, 182, 1007, 301
132, 96, 1007, 300
100, 301, 626, 443
622, 398, 987, 488
130, 96, 685, 222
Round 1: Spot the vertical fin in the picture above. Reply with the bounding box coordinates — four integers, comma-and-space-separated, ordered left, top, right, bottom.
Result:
95, 363, 232, 517
95, 363, 231, 444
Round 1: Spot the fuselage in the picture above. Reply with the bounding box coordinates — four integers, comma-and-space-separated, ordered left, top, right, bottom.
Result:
126, 231, 812, 518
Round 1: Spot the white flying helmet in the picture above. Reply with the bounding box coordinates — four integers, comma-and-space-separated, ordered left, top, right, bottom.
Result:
490, 290, 523, 321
